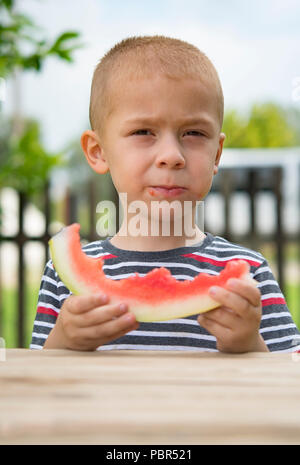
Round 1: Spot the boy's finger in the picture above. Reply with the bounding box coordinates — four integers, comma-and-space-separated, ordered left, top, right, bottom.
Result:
67, 293, 109, 314
80, 311, 138, 342
208, 286, 251, 317
225, 278, 261, 307
100, 320, 140, 346
197, 313, 232, 340
198, 307, 239, 330
77, 302, 129, 327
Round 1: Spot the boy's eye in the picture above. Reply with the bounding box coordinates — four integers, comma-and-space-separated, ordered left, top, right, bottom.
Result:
133, 129, 152, 136
184, 130, 204, 137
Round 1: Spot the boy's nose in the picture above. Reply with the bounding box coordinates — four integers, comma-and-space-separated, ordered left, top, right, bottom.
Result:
155, 135, 185, 169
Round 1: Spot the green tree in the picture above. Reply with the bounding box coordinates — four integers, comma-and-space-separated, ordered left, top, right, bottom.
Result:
0, 0, 83, 186
0, 0, 83, 223
0, 0, 82, 77
0, 116, 64, 195
223, 103, 299, 148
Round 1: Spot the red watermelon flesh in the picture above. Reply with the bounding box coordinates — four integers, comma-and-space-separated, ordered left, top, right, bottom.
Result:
49, 223, 253, 322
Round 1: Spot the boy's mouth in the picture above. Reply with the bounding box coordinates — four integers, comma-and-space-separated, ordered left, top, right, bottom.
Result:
148, 186, 187, 198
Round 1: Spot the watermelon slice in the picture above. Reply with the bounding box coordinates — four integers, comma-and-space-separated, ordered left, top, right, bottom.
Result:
49, 223, 253, 322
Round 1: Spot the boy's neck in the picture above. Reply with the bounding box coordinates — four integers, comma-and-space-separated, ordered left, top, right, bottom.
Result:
109, 226, 206, 252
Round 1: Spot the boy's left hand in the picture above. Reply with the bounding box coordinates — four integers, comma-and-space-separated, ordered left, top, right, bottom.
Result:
197, 278, 269, 353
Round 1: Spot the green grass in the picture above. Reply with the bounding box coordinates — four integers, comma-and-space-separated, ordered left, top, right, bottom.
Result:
286, 282, 300, 329
1, 279, 299, 348
0, 284, 40, 348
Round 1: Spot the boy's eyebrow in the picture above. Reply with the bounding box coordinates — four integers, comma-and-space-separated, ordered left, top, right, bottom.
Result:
123, 115, 215, 129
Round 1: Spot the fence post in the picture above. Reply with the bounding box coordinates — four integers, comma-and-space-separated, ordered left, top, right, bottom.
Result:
88, 179, 97, 242
220, 169, 233, 241
65, 186, 77, 225
248, 169, 260, 252
0, 201, 2, 337
17, 190, 26, 348
44, 181, 51, 263
274, 167, 284, 291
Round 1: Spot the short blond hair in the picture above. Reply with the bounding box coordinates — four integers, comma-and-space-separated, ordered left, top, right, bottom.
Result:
89, 35, 224, 135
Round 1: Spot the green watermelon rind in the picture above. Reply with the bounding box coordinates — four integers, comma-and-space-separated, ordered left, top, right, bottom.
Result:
48, 224, 252, 322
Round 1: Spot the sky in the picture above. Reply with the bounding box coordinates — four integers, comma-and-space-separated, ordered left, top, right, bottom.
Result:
4, 0, 300, 152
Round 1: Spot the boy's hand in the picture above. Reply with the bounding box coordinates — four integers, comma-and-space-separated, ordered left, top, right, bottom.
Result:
197, 278, 269, 353
44, 294, 139, 351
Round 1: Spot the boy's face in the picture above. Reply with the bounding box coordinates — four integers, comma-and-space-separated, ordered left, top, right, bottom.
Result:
83, 73, 225, 219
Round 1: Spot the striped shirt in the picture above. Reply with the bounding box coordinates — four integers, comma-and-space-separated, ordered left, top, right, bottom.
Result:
30, 232, 300, 353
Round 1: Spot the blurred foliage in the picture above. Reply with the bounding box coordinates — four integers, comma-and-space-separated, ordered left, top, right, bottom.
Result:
0, 0, 83, 224
62, 139, 93, 193
0, 0, 83, 77
223, 103, 300, 148
0, 116, 65, 195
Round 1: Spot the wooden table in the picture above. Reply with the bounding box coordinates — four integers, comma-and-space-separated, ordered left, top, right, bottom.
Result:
1, 349, 300, 445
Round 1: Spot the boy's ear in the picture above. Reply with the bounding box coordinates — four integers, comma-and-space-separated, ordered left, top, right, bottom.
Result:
80, 130, 109, 174
213, 132, 225, 175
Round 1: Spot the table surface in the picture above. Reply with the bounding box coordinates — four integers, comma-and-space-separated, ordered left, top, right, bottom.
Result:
1, 349, 300, 445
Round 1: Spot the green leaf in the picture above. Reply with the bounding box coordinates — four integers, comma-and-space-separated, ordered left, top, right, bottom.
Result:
2, 0, 14, 11
49, 31, 80, 52
21, 54, 42, 71
0, 1, 82, 76
10, 12, 37, 29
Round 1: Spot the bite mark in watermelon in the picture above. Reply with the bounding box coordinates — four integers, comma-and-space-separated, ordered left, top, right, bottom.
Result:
49, 223, 254, 322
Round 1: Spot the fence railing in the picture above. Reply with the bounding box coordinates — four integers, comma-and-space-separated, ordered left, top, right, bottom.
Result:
213, 166, 285, 285
0, 165, 299, 347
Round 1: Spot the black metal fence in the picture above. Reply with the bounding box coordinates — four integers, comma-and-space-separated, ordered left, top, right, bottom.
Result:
0, 165, 299, 347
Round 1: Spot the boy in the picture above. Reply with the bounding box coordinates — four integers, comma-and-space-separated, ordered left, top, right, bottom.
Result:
31, 35, 300, 353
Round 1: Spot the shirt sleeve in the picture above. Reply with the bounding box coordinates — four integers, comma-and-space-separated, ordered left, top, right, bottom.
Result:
30, 259, 71, 349
254, 259, 300, 352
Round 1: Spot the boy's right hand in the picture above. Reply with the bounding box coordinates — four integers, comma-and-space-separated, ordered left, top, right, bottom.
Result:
43, 293, 139, 351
